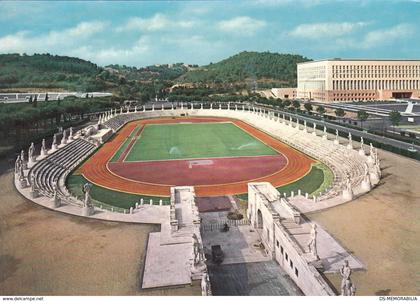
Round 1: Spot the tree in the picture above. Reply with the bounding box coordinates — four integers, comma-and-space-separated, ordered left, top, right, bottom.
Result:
304, 103, 313, 114
316, 105, 326, 116
357, 110, 369, 129
292, 100, 300, 110
283, 99, 291, 108
45, 92, 49, 102
335, 108, 346, 118
389, 110, 402, 131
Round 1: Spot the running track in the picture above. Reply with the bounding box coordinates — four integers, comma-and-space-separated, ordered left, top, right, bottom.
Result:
79, 117, 315, 197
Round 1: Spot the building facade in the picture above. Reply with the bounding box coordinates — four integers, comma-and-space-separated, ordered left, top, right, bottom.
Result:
297, 59, 420, 102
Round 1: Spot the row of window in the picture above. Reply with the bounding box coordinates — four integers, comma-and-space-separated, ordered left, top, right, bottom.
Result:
332, 79, 420, 90
332, 64, 420, 79
276, 240, 299, 278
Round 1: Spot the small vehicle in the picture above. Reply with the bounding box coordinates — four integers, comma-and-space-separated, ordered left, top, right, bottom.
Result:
211, 245, 224, 264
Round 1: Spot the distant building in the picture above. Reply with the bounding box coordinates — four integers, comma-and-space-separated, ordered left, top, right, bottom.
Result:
297, 59, 420, 102
270, 88, 297, 99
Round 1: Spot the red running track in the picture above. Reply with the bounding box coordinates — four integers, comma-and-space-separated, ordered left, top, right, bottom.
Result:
79, 117, 315, 197
108, 155, 287, 186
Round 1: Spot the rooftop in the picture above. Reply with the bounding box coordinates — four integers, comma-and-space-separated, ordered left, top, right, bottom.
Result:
298, 58, 420, 65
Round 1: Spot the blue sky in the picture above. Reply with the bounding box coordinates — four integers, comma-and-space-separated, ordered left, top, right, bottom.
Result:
0, 0, 419, 67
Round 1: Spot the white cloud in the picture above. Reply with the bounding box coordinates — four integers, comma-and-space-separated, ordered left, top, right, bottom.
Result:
335, 23, 415, 49
0, 20, 107, 53
217, 16, 266, 35
70, 36, 150, 65
362, 23, 414, 48
66, 21, 107, 38
290, 22, 368, 39
115, 14, 196, 32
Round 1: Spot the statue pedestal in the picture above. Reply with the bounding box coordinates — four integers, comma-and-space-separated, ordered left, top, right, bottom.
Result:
370, 172, 379, 185
322, 135, 327, 140
312, 131, 317, 136
191, 262, 207, 280
347, 143, 353, 150
361, 179, 371, 192
19, 179, 28, 189
334, 139, 340, 145
50, 196, 61, 208
30, 189, 39, 199
367, 155, 374, 164
82, 206, 95, 216
51, 144, 58, 151
359, 149, 365, 156
342, 189, 353, 201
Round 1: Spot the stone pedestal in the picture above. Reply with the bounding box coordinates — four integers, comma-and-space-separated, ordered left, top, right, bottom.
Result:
342, 189, 353, 201
19, 179, 28, 189
82, 206, 95, 216
51, 196, 61, 208
367, 155, 374, 164
347, 143, 353, 150
30, 189, 39, 199
191, 262, 207, 280
361, 178, 371, 192
334, 139, 340, 145
359, 148, 365, 156
322, 135, 327, 140
312, 131, 317, 136
370, 172, 379, 185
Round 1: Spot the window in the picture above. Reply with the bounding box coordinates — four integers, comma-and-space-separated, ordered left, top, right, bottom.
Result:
290, 260, 293, 269
295, 268, 299, 277
276, 240, 280, 247
285, 253, 288, 261
280, 246, 284, 255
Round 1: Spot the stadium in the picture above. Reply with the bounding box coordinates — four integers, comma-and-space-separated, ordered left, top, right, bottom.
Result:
14, 103, 381, 295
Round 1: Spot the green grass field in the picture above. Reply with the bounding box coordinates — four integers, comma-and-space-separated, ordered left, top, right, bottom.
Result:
124, 122, 278, 161
235, 162, 333, 200
67, 174, 170, 210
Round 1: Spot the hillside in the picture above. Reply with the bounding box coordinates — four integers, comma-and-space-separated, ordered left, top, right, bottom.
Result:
0, 53, 107, 91
105, 63, 194, 82
177, 51, 311, 88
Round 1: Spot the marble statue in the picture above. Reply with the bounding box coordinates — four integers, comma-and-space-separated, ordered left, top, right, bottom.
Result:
340, 260, 356, 296
313, 123, 316, 130
61, 129, 67, 144
28, 142, 35, 162
52, 133, 57, 146
15, 155, 21, 174
370, 143, 374, 155
201, 272, 211, 296
346, 173, 352, 191
83, 182, 93, 207
323, 126, 327, 134
41, 139, 47, 155
360, 136, 364, 147
193, 233, 205, 265
69, 127, 73, 138
20, 149, 25, 162
335, 129, 339, 140
307, 224, 319, 259
18, 163, 25, 181
348, 132, 352, 142
30, 173, 37, 192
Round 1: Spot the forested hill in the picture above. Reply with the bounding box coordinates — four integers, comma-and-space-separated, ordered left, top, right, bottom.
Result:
0, 53, 106, 91
178, 51, 311, 88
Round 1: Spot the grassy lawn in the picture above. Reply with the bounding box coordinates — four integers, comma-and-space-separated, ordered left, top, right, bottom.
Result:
110, 125, 141, 162
236, 162, 333, 200
124, 122, 278, 161
66, 174, 170, 209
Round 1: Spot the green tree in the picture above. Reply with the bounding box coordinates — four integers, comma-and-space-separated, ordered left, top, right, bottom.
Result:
304, 103, 313, 113
335, 108, 346, 118
357, 110, 369, 129
316, 105, 326, 116
283, 99, 291, 108
389, 110, 402, 131
292, 100, 300, 110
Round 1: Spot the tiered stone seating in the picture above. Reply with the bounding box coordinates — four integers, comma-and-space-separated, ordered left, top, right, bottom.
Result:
29, 138, 96, 203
